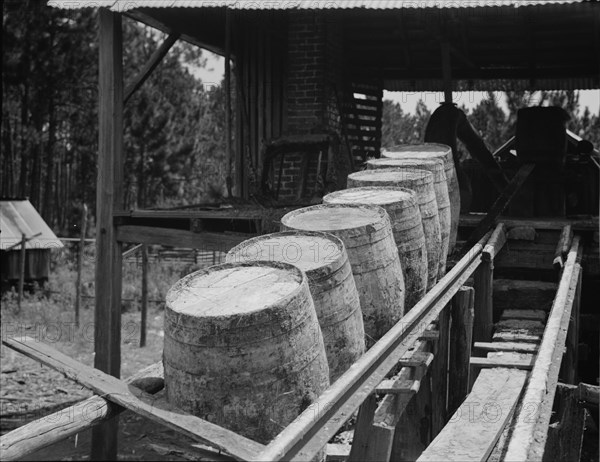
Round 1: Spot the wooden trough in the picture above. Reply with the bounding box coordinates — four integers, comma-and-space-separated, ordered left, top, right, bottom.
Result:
1, 217, 594, 462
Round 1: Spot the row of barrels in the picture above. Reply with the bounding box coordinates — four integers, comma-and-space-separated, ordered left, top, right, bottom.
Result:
163, 143, 460, 444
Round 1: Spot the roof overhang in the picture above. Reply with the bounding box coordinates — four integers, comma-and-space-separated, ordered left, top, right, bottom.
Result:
49, 0, 600, 91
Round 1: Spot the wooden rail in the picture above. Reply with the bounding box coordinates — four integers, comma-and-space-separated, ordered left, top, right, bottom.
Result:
504, 236, 583, 461
253, 229, 494, 461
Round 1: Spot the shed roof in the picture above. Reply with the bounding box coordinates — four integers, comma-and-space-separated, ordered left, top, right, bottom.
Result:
0, 200, 64, 251
50, 0, 586, 10
49, 0, 599, 91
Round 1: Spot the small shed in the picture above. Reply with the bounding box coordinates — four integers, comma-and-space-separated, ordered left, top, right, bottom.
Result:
0, 199, 64, 285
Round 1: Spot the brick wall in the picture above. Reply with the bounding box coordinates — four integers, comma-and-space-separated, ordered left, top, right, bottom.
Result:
276, 12, 345, 201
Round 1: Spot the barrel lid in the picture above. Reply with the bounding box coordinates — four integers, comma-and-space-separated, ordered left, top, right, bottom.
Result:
348, 168, 432, 185
226, 231, 343, 272
166, 261, 304, 317
382, 143, 452, 158
324, 186, 415, 207
367, 157, 444, 173
281, 203, 387, 233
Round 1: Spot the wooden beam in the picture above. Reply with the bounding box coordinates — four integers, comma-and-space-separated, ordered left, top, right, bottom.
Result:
482, 223, 506, 262
448, 286, 474, 416
469, 356, 535, 370
461, 163, 535, 251
417, 368, 528, 462
473, 342, 538, 353
116, 225, 252, 252
504, 236, 582, 461
253, 231, 494, 462
473, 252, 494, 343
441, 41, 452, 103
553, 224, 573, 270
459, 214, 599, 231
94, 9, 124, 460
0, 363, 164, 461
1, 337, 264, 461
123, 33, 179, 104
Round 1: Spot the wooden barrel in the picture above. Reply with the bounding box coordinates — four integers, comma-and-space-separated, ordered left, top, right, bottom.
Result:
164, 261, 330, 444
366, 157, 450, 278
226, 231, 365, 382
281, 204, 405, 344
347, 168, 441, 291
382, 143, 459, 252
323, 187, 427, 312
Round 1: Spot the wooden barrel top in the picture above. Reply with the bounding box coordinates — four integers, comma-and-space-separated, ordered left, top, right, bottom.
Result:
382, 143, 452, 159
227, 231, 344, 273
166, 262, 304, 317
348, 168, 434, 190
281, 203, 388, 233
323, 186, 415, 207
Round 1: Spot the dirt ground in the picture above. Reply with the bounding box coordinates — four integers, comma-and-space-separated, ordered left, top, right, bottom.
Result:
0, 300, 201, 461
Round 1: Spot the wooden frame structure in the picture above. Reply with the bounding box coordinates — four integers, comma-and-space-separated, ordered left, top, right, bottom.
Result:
7, 1, 598, 459
1, 221, 593, 461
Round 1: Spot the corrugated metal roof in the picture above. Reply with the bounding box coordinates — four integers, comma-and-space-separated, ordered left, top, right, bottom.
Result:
0, 200, 64, 251
49, 0, 587, 10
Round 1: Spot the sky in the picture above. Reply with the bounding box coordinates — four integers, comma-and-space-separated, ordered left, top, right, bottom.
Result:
195, 51, 600, 116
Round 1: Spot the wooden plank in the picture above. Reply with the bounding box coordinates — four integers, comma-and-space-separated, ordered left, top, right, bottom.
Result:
560, 268, 581, 384
553, 224, 573, 270
1, 336, 264, 461
431, 307, 450, 436
473, 257, 493, 343
470, 357, 534, 370
0, 363, 164, 461
458, 214, 599, 231
473, 342, 538, 353
461, 163, 535, 251
347, 395, 378, 462
124, 33, 179, 103
544, 383, 586, 462
578, 382, 599, 406
116, 225, 252, 252
94, 9, 124, 460
482, 223, 506, 262
492, 331, 542, 343
417, 368, 528, 462
500, 309, 546, 322
494, 319, 545, 335
326, 444, 351, 462
253, 231, 494, 462
504, 237, 582, 461
391, 366, 433, 461
139, 244, 148, 348
448, 286, 474, 416
74, 203, 88, 327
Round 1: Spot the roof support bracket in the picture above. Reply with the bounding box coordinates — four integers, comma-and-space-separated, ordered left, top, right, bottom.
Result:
124, 32, 180, 104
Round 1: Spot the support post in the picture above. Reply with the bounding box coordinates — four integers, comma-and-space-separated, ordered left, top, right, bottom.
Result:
448, 286, 474, 416
17, 233, 26, 312
441, 41, 452, 103
92, 8, 124, 461
473, 257, 493, 344
140, 244, 148, 348
430, 307, 450, 436
75, 203, 88, 327
225, 8, 233, 197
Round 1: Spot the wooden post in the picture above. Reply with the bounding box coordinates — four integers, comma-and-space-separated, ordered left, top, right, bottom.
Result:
347, 395, 377, 462
17, 233, 26, 312
441, 41, 452, 103
140, 244, 148, 348
473, 258, 493, 344
448, 286, 474, 416
92, 8, 124, 461
430, 307, 450, 437
75, 203, 88, 327
225, 8, 233, 197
